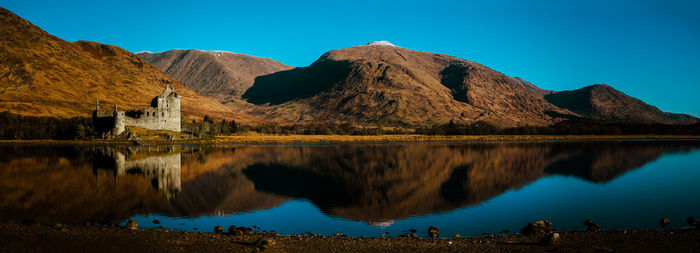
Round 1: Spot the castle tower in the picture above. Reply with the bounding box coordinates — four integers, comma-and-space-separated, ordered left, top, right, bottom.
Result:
113, 104, 125, 135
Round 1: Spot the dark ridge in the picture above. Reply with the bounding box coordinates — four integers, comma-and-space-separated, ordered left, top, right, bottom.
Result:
544, 86, 595, 113
242, 163, 352, 207
439, 64, 471, 103
243, 60, 352, 105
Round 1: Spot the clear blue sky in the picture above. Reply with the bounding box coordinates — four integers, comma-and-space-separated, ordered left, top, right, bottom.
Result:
3, 0, 699, 116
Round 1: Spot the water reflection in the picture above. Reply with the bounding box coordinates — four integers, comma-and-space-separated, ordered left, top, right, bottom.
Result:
239, 142, 700, 221
0, 141, 698, 227
93, 147, 181, 199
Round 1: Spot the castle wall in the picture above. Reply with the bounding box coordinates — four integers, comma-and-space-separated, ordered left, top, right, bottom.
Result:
94, 85, 181, 136
119, 106, 179, 133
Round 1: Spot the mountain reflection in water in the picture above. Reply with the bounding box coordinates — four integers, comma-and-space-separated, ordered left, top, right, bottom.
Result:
0, 141, 698, 227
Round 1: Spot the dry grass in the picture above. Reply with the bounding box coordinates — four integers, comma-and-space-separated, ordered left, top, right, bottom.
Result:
122, 126, 194, 141
211, 134, 700, 144
2, 135, 698, 145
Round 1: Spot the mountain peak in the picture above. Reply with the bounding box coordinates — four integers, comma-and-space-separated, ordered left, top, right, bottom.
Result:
366, 41, 397, 47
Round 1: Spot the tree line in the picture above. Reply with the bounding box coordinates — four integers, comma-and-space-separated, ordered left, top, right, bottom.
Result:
182, 115, 411, 137
1, 111, 699, 140
183, 116, 700, 136
0, 111, 93, 139
417, 119, 700, 135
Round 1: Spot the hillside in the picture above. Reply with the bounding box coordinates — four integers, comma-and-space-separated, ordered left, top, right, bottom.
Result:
137, 50, 292, 103
0, 7, 259, 122
544, 84, 698, 124
242, 42, 575, 127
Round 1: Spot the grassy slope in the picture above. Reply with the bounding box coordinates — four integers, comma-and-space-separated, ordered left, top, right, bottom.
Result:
0, 7, 259, 122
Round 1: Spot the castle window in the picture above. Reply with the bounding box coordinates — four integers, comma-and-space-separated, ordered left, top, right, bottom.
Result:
162, 112, 164, 117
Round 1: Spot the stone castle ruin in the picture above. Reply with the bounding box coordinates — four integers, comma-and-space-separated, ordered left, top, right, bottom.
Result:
93, 85, 181, 136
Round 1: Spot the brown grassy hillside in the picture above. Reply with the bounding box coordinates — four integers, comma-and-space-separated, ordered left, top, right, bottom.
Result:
0, 7, 259, 122
544, 84, 698, 124
242, 43, 576, 127
137, 49, 292, 103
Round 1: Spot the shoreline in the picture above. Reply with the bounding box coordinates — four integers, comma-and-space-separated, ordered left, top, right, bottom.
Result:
1, 221, 698, 252
0, 134, 699, 145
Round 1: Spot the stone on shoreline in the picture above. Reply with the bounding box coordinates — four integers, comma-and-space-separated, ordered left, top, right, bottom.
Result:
587, 224, 600, 232
687, 217, 699, 227
125, 219, 137, 230
228, 226, 254, 235
521, 220, 553, 236
214, 226, 223, 233
660, 218, 670, 227
153, 219, 161, 224
428, 226, 439, 238
584, 220, 600, 232
539, 232, 560, 245
255, 238, 275, 249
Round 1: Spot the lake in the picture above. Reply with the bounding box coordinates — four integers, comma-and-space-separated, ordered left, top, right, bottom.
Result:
1, 140, 699, 237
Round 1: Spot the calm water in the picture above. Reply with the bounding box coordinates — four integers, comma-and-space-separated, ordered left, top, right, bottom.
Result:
1, 140, 699, 237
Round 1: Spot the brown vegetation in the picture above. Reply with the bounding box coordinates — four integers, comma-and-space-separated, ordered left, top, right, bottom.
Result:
544, 84, 698, 124
242, 44, 575, 126
0, 7, 259, 122
137, 49, 292, 103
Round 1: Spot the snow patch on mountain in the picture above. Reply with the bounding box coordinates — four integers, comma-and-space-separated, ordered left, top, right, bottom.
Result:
201, 50, 236, 57
366, 41, 397, 47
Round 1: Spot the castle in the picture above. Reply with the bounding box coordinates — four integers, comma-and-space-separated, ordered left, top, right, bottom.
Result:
93, 85, 181, 136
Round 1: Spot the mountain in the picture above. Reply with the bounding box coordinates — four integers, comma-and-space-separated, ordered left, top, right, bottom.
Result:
544, 84, 698, 124
664, 112, 699, 125
137, 50, 292, 103
242, 42, 574, 126
0, 7, 258, 122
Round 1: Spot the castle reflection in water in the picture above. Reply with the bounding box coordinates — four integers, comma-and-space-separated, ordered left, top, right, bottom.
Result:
92, 146, 181, 199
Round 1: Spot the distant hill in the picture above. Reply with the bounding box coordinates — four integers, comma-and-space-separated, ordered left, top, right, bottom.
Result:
0, 7, 259, 122
137, 50, 292, 103
544, 84, 698, 124
242, 42, 574, 126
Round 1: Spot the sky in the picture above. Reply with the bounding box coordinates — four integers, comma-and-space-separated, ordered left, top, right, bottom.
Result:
2, 0, 699, 116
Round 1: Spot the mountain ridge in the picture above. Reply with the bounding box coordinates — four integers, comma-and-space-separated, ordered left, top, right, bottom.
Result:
137, 49, 292, 103
0, 7, 259, 122
544, 84, 697, 124
241, 44, 577, 126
